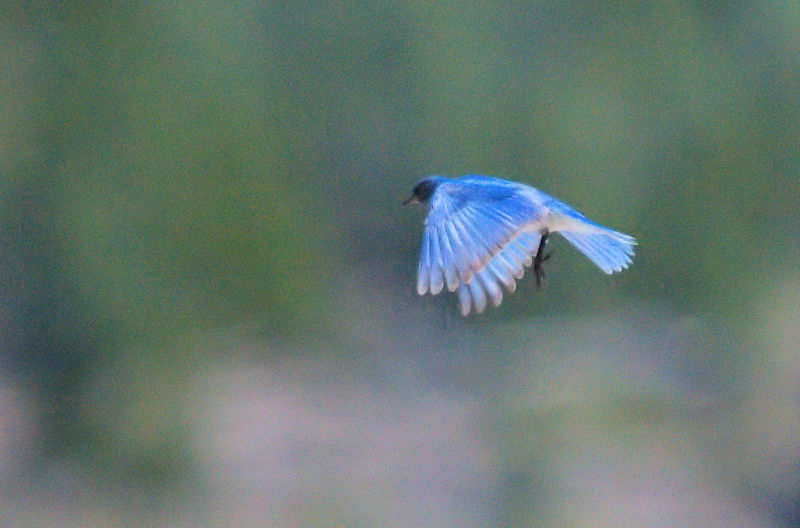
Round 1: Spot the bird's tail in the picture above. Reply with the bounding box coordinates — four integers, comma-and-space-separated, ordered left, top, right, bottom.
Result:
558, 227, 636, 274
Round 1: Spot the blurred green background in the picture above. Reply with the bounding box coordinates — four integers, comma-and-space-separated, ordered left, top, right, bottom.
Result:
1, 2, 799, 527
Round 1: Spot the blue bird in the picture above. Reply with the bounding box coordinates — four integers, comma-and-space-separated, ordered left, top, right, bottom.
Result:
404, 175, 636, 315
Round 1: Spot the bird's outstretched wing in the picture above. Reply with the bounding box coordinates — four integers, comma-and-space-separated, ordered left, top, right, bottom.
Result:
453, 231, 542, 315
416, 179, 544, 307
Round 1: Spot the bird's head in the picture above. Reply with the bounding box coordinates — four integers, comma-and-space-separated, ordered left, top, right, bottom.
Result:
403, 177, 441, 205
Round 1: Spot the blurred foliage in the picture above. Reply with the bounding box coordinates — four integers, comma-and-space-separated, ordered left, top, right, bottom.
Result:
1, 1, 799, 526
2, 2, 798, 339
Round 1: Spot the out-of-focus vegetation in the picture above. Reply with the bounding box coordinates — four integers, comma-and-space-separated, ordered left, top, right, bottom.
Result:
1, 2, 799, 527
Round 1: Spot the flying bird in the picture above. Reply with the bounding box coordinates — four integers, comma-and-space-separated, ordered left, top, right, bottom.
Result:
404, 175, 636, 315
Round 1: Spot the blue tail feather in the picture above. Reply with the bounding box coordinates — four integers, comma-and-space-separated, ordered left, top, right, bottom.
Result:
559, 229, 636, 274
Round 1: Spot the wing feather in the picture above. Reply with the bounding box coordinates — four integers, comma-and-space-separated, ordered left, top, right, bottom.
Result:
449, 215, 485, 272
507, 240, 533, 268
416, 228, 431, 295
468, 276, 487, 313
445, 220, 475, 283
488, 257, 517, 292
515, 232, 542, 254
495, 246, 525, 279
428, 229, 445, 294
457, 211, 503, 263
437, 228, 460, 291
456, 281, 472, 316
479, 271, 503, 307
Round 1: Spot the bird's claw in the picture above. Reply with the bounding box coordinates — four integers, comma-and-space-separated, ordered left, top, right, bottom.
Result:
533, 233, 551, 288
534, 253, 550, 287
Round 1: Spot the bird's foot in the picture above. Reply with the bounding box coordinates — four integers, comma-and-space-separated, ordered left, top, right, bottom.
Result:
533, 251, 551, 287
533, 232, 550, 288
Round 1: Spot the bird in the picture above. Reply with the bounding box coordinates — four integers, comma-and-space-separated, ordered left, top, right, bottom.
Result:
404, 175, 636, 316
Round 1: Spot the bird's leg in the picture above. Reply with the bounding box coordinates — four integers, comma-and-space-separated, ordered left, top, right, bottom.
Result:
533, 231, 551, 288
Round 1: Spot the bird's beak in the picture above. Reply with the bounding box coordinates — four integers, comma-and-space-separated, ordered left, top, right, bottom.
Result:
403, 195, 419, 206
